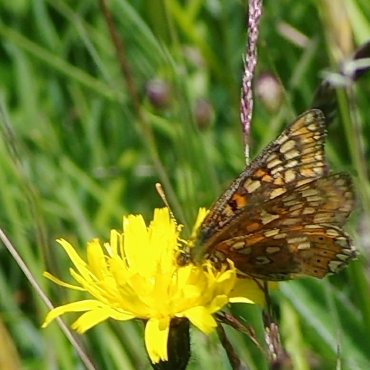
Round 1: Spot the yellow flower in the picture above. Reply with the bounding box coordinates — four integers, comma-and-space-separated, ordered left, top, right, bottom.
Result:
42, 208, 263, 364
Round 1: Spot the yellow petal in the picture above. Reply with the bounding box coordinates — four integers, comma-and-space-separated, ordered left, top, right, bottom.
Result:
150, 208, 177, 265
208, 295, 229, 312
71, 308, 134, 333
190, 208, 209, 239
229, 279, 265, 305
42, 300, 105, 327
123, 214, 149, 272
43, 272, 85, 291
57, 239, 92, 281
86, 239, 108, 279
182, 306, 217, 334
104, 229, 120, 256
71, 309, 111, 333
145, 317, 170, 363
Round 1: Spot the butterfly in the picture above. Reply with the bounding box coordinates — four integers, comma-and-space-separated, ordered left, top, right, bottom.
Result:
190, 109, 357, 280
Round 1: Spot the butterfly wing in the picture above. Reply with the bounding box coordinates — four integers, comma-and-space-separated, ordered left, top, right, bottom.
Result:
211, 173, 354, 241
212, 224, 356, 280
191, 109, 356, 279
209, 173, 356, 279
192, 109, 329, 262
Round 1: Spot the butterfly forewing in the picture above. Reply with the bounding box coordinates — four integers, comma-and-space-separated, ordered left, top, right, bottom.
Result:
193, 110, 328, 259
191, 109, 356, 279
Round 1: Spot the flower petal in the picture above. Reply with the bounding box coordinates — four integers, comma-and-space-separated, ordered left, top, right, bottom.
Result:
182, 306, 217, 334
145, 317, 170, 363
190, 208, 208, 239
71, 309, 111, 333
123, 214, 149, 272
87, 239, 108, 279
43, 272, 85, 291
71, 308, 134, 333
42, 300, 105, 327
229, 279, 267, 305
57, 239, 92, 281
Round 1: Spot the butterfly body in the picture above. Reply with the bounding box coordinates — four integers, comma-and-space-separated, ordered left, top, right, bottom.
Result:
191, 109, 356, 280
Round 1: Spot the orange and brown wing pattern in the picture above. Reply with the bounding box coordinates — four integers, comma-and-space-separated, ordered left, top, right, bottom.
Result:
214, 173, 354, 240
212, 224, 355, 280
191, 109, 356, 280
192, 109, 329, 261
209, 173, 356, 279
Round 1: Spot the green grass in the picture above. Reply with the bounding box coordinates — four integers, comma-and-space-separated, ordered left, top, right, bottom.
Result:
0, 0, 369, 369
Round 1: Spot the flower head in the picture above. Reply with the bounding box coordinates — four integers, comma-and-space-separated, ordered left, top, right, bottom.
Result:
43, 208, 263, 363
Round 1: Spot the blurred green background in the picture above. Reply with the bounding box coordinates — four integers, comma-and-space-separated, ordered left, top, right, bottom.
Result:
0, 0, 369, 369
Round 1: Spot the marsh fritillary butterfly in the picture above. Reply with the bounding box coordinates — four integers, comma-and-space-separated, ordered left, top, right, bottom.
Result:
190, 109, 356, 280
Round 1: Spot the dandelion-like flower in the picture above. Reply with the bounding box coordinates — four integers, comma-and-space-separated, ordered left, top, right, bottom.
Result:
43, 208, 264, 364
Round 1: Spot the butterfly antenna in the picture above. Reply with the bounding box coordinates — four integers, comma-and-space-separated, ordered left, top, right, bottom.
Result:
155, 183, 177, 223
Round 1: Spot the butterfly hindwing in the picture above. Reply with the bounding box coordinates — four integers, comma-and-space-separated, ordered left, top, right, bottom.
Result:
210, 172, 354, 241
212, 224, 356, 280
